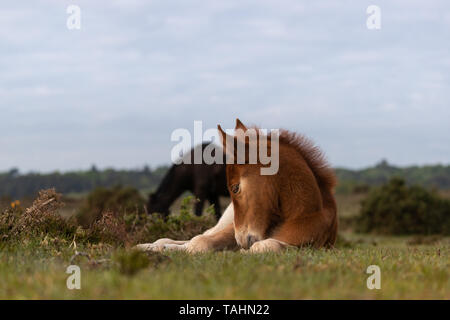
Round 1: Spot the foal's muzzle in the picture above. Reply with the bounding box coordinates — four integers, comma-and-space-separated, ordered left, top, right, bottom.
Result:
246, 234, 258, 248
236, 232, 258, 249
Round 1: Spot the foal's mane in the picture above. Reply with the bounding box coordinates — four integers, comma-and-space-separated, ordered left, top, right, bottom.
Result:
278, 130, 337, 192
244, 125, 336, 191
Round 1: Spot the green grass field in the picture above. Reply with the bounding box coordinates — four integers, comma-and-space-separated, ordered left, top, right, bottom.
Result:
0, 233, 448, 299
0, 193, 449, 299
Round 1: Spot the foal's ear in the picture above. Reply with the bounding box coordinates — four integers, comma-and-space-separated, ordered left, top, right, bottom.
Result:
217, 124, 235, 157
217, 124, 226, 145
218, 124, 250, 163
235, 118, 249, 143
235, 118, 248, 131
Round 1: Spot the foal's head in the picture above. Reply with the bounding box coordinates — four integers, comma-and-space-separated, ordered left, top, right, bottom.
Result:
218, 119, 280, 248
218, 119, 336, 249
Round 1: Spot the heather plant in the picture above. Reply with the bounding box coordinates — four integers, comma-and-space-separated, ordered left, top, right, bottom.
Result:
0, 189, 78, 242
0, 187, 215, 247
84, 192, 215, 246
87, 211, 130, 245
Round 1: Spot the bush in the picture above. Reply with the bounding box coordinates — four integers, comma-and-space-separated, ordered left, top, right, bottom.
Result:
76, 186, 145, 227
356, 178, 450, 235
0, 189, 78, 242
84, 194, 215, 245
1, 188, 215, 247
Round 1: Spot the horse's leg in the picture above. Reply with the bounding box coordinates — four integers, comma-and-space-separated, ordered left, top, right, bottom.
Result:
194, 199, 204, 216
184, 222, 236, 253
136, 203, 236, 253
146, 223, 236, 253
244, 212, 333, 253
245, 238, 290, 253
207, 194, 221, 220
194, 191, 206, 216
202, 202, 234, 236
135, 238, 188, 251
165, 203, 236, 253
181, 203, 237, 253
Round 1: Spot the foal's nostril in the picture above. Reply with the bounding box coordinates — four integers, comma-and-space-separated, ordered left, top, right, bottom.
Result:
247, 234, 257, 248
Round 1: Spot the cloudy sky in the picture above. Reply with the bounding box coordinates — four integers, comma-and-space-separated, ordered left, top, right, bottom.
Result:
1, 0, 449, 172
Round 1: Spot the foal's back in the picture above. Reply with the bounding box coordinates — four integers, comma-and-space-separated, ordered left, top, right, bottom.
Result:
277, 131, 338, 247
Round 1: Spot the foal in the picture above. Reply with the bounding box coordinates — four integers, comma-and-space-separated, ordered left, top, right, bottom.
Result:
137, 119, 337, 253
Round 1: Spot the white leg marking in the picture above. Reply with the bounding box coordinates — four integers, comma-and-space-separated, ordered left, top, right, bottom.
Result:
203, 203, 234, 236
161, 243, 188, 251
136, 203, 235, 253
135, 238, 188, 252
244, 238, 289, 253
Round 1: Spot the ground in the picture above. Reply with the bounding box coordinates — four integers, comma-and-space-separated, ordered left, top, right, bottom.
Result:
0, 193, 448, 299
0, 232, 448, 299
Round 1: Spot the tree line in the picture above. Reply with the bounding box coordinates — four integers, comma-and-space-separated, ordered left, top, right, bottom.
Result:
335, 160, 450, 193
1, 160, 449, 199
0, 165, 168, 199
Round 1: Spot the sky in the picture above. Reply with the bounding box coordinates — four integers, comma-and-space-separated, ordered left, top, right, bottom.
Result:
0, 0, 449, 172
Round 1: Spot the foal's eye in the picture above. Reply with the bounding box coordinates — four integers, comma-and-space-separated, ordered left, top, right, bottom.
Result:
231, 184, 240, 194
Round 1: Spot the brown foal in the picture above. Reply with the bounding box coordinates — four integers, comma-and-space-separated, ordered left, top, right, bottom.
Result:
137, 119, 337, 253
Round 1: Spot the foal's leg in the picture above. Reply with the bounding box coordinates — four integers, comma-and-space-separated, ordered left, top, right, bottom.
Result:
243, 213, 333, 253
245, 238, 290, 253
136, 203, 236, 253
185, 222, 236, 253
163, 204, 237, 253
135, 239, 188, 251
138, 221, 236, 253
202, 201, 234, 236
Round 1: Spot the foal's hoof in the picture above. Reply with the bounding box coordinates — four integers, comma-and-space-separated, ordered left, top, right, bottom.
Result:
135, 242, 167, 252
134, 243, 154, 251
135, 238, 180, 252
247, 239, 287, 253
152, 238, 177, 246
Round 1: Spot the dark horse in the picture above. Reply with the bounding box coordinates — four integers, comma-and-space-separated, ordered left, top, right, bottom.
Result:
147, 143, 228, 219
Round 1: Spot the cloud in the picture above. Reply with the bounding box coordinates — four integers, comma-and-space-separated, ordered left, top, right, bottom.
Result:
0, 0, 449, 171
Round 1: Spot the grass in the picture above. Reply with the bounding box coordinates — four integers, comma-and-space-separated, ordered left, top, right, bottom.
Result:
0, 191, 448, 299
0, 233, 448, 299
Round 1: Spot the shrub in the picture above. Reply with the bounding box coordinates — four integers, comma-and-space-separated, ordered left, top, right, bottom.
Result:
1, 189, 215, 247
0, 189, 78, 242
88, 211, 130, 245
84, 194, 215, 246
76, 186, 145, 227
356, 178, 450, 235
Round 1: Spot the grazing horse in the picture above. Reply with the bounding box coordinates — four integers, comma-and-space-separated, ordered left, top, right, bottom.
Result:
138, 119, 337, 253
147, 143, 228, 220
